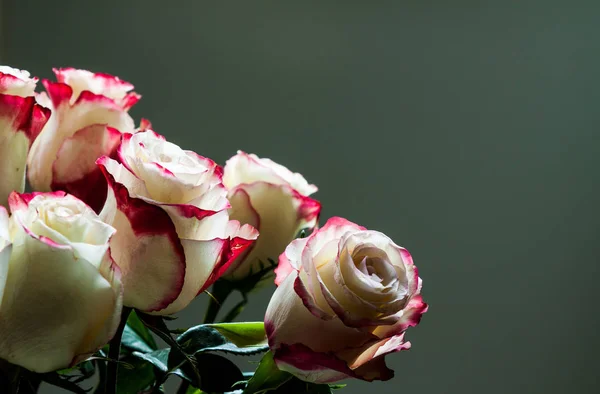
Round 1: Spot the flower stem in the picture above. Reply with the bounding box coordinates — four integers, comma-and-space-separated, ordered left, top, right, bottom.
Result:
203, 280, 233, 324
105, 307, 131, 394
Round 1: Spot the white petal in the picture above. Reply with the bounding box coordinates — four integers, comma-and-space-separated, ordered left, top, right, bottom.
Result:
27, 88, 134, 192
0, 232, 120, 373
150, 238, 225, 316
223, 151, 317, 196
265, 272, 371, 353
224, 182, 319, 280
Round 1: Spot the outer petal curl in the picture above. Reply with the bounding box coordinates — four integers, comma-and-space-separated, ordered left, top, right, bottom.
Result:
0, 94, 51, 206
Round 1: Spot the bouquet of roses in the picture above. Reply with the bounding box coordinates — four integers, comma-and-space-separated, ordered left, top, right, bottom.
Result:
0, 66, 428, 394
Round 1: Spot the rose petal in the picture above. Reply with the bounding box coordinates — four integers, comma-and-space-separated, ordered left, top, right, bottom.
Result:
265, 272, 373, 353
198, 223, 259, 294
223, 151, 318, 196
371, 295, 429, 338
51, 125, 122, 212
148, 238, 226, 316
0, 130, 28, 206
317, 257, 399, 328
224, 182, 320, 280
0, 230, 120, 373
220, 187, 259, 275
0, 66, 37, 97
118, 131, 228, 208
273, 343, 354, 384
151, 223, 257, 315
53, 67, 140, 110
99, 159, 186, 312
0, 206, 9, 242
273, 237, 308, 286
0, 206, 10, 308
0, 94, 51, 206
27, 81, 134, 191
71, 254, 122, 365
300, 217, 365, 273
294, 271, 335, 320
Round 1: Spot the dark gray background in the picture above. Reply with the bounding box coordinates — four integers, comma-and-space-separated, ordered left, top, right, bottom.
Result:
2, 1, 599, 393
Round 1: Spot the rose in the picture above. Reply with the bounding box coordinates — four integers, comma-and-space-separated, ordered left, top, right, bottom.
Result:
27, 67, 140, 212
97, 130, 258, 315
265, 217, 427, 383
221, 151, 321, 280
51, 67, 141, 110
0, 67, 51, 207
0, 191, 122, 373
0, 66, 37, 97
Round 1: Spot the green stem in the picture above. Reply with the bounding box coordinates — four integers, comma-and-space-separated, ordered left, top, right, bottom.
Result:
175, 280, 236, 393
105, 307, 131, 394
203, 280, 233, 324
222, 292, 248, 323
140, 315, 202, 387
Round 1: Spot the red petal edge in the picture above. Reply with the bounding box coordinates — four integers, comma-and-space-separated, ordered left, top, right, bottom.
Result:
198, 235, 256, 294
0, 93, 51, 143
98, 157, 187, 312
50, 127, 122, 213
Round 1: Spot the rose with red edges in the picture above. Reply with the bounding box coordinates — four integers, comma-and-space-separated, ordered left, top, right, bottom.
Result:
221, 151, 321, 280
265, 217, 427, 383
97, 130, 258, 315
0, 192, 122, 373
27, 67, 139, 212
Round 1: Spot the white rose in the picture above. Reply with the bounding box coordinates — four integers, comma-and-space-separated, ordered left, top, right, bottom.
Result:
265, 217, 427, 383
27, 68, 139, 212
0, 192, 122, 373
222, 151, 321, 280
98, 130, 257, 315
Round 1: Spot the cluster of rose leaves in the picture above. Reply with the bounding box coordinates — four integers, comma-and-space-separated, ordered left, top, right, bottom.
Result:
0, 66, 428, 392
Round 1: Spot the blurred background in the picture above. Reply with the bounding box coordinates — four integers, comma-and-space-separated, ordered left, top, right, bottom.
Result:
1, 1, 599, 393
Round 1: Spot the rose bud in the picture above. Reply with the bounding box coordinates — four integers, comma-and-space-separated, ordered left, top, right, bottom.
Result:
27, 67, 139, 212
0, 192, 122, 373
97, 130, 258, 315
265, 217, 428, 383
0, 67, 51, 206
221, 151, 321, 281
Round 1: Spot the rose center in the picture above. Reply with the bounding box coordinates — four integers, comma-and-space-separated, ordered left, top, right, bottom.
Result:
37, 203, 88, 243
359, 255, 398, 288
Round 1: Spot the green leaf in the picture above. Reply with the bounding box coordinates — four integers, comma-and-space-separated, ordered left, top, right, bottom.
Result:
127, 310, 158, 350
185, 353, 244, 392
137, 313, 203, 385
243, 351, 292, 394
132, 349, 243, 392
122, 324, 156, 354
203, 322, 267, 347
116, 356, 155, 394
131, 348, 190, 387
132, 349, 172, 374
57, 359, 95, 380
329, 383, 346, 390
177, 323, 268, 356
